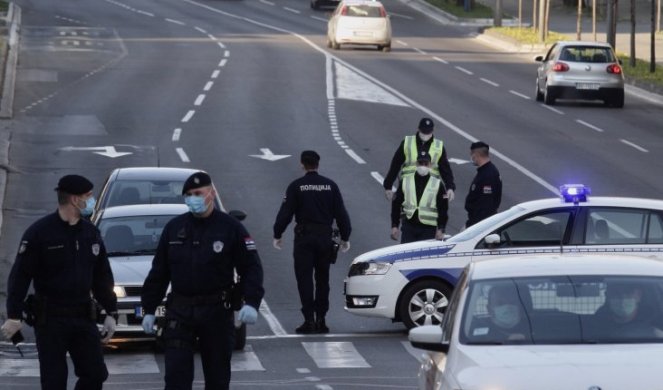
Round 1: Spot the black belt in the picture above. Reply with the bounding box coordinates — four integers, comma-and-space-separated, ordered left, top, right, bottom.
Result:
45, 303, 91, 318
295, 223, 332, 235
170, 291, 230, 307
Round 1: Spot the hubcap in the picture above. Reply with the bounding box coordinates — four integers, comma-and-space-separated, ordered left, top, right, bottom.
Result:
409, 288, 449, 327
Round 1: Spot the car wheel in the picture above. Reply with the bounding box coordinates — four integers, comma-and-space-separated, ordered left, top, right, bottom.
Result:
611, 89, 625, 108
382, 44, 391, 53
332, 41, 340, 50
535, 79, 544, 101
543, 83, 555, 105
398, 279, 452, 329
327, 38, 332, 48
234, 322, 247, 351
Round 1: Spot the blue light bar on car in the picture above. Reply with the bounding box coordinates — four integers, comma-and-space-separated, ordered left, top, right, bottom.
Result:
559, 184, 591, 204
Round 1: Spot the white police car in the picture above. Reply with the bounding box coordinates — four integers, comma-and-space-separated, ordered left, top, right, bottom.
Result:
344, 185, 663, 329
408, 254, 663, 390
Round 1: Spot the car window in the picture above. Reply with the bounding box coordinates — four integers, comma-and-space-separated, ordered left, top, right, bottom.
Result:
461, 275, 663, 345
494, 209, 573, 247
649, 213, 663, 244
447, 206, 525, 244
585, 208, 651, 245
560, 46, 615, 63
441, 267, 468, 344
98, 215, 173, 255
105, 180, 185, 208
544, 43, 558, 61
345, 5, 383, 17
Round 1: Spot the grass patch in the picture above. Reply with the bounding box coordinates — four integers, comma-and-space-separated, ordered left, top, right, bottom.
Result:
488, 26, 569, 45
425, 0, 496, 19
617, 53, 663, 88
0, 1, 8, 13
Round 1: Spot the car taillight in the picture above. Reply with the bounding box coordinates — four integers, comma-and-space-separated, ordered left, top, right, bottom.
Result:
340, 6, 347, 15
552, 62, 569, 72
606, 64, 622, 74
379, 7, 387, 17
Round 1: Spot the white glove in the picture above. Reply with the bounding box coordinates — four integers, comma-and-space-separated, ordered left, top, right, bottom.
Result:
446, 189, 455, 202
237, 305, 258, 324
273, 238, 282, 250
390, 227, 400, 241
385, 189, 393, 201
340, 241, 350, 253
142, 314, 156, 334
101, 316, 116, 343
435, 229, 445, 240
1, 319, 22, 340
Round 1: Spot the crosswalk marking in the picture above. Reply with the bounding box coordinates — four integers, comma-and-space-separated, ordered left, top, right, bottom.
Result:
302, 341, 371, 368
0, 358, 41, 377
231, 345, 264, 371
106, 353, 160, 374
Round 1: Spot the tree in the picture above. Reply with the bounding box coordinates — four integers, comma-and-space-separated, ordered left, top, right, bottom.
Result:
629, 0, 636, 67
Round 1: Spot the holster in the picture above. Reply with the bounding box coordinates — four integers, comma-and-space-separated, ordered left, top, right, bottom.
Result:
329, 228, 341, 265
229, 283, 243, 311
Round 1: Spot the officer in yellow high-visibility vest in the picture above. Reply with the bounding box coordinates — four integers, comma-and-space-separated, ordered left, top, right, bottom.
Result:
390, 151, 449, 243
383, 117, 455, 203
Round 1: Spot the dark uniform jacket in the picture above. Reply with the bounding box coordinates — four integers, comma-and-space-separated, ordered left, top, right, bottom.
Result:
273, 171, 351, 242
391, 174, 449, 230
141, 209, 264, 314
383, 135, 456, 191
6, 211, 117, 319
465, 161, 502, 227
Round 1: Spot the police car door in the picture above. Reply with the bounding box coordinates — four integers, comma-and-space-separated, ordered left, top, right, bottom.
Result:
472, 207, 578, 258
579, 207, 663, 260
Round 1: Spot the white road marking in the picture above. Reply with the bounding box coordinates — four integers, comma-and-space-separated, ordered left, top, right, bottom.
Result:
297, 368, 311, 373
333, 59, 408, 106
389, 12, 414, 19
231, 345, 265, 371
401, 341, 426, 363
284, 7, 301, 13
165, 18, 185, 25
620, 139, 649, 152
455, 66, 473, 75
194, 94, 206, 106
195, 26, 207, 34
540, 104, 564, 115
181, 110, 195, 122
0, 359, 41, 376
176, 147, 190, 162
204, 81, 214, 91
172, 128, 182, 141
433, 56, 448, 64
413, 47, 427, 55
211, 70, 221, 78
137, 10, 154, 17
509, 90, 530, 99
480, 78, 499, 87
259, 300, 287, 336
218, 42, 226, 49
302, 342, 371, 368
311, 15, 328, 22
106, 353, 160, 374
207, 33, 216, 40
576, 119, 604, 132
219, 59, 228, 67
260, 0, 275, 4
224, 50, 230, 58
316, 385, 334, 390
396, 40, 408, 46
345, 149, 366, 164
371, 171, 385, 185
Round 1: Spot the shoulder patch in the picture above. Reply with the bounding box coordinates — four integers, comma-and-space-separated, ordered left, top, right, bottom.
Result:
244, 236, 257, 251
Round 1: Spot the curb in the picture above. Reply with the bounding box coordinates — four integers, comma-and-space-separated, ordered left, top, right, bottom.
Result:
396, 0, 522, 27
0, 2, 19, 119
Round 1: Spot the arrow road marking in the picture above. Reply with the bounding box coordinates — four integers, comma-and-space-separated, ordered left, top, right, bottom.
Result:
448, 158, 471, 165
249, 148, 290, 161
59, 146, 132, 158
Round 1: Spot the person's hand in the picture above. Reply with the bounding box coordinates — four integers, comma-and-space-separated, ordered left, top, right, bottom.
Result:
1, 319, 22, 340
385, 189, 393, 201
446, 189, 455, 202
237, 305, 258, 324
101, 316, 116, 343
435, 229, 445, 240
340, 241, 350, 253
273, 238, 282, 250
390, 227, 400, 241
142, 314, 156, 335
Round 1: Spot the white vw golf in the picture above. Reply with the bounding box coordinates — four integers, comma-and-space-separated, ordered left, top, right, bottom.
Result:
344, 185, 663, 329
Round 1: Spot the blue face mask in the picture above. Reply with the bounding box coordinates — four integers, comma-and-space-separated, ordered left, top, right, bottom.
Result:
79, 197, 96, 217
185, 195, 208, 214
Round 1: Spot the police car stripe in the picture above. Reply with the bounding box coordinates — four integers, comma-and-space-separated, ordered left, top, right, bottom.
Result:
373, 245, 456, 264
402, 267, 463, 283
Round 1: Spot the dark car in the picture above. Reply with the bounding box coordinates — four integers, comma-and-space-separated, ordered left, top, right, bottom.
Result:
311, 0, 340, 10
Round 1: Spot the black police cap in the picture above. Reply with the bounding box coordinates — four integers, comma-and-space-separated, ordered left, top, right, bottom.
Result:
418, 117, 434, 134
470, 141, 490, 150
54, 174, 93, 195
417, 151, 432, 162
182, 171, 212, 195
300, 150, 320, 165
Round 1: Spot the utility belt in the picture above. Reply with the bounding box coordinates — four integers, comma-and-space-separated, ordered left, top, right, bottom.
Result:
294, 223, 332, 237
169, 287, 242, 310
23, 294, 97, 326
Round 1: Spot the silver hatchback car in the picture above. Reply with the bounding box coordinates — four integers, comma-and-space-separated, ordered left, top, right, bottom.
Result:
535, 41, 624, 107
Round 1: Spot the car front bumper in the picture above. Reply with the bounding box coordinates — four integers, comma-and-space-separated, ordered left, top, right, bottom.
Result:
343, 272, 406, 319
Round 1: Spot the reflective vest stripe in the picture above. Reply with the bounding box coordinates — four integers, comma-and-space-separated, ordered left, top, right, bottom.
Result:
402, 136, 444, 178
402, 175, 441, 226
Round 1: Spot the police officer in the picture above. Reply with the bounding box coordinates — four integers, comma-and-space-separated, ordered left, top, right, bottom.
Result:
391, 151, 449, 243
383, 117, 456, 202
2, 174, 118, 390
140, 171, 264, 390
465, 141, 502, 228
273, 151, 351, 334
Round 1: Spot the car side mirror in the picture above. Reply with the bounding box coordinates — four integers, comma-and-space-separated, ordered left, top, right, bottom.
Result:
228, 210, 247, 221
534, 55, 544, 62
484, 233, 501, 246
408, 325, 449, 353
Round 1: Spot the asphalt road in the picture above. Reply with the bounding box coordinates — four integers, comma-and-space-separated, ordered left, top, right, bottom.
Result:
1, 0, 662, 388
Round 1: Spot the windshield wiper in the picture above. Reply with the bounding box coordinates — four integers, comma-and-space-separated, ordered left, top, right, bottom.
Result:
107, 251, 136, 257
131, 249, 156, 255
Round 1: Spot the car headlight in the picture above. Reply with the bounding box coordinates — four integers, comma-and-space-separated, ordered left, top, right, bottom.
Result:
348, 261, 392, 276
113, 286, 126, 298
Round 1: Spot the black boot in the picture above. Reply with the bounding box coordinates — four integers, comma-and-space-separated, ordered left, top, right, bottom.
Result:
315, 317, 329, 334
295, 320, 317, 334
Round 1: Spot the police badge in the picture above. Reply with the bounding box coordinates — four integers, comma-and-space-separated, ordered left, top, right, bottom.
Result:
18, 241, 28, 254
213, 241, 224, 253
92, 244, 100, 256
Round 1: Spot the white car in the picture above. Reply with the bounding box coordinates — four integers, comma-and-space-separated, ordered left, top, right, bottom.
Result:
344, 185, 663, 329
327, 0, 391, 52
409, 254, 663, 390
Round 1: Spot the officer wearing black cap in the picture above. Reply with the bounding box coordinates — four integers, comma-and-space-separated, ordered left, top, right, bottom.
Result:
273, 151, 352, 334
383, 117, 456, 204
391, 151, 449, 243
465, 141, 502, 227
2, 174, 118, 390
141, 171, 264, 390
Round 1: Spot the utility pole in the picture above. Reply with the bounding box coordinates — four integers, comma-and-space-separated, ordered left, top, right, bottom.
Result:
652, 0, 657, 72
593, 0, 597, 40
495, 0, 503, 26
606, 0, 618, 49
539, 0, 547, 41
577, 0, 583, 40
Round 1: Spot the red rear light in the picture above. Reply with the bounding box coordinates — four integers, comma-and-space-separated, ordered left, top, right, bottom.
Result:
379, 7, 387, 17
606, 64, 622, 74
340, 6, 347, 15
552, 62, 569, 72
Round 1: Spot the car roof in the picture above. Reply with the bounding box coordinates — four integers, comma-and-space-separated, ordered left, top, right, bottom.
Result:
514, 196, 663, 211
97, 204, 188, 219
112, 167, 203, 180
555, 40, 613, 48
471, 254, 663, 280
341, 0, 384, 6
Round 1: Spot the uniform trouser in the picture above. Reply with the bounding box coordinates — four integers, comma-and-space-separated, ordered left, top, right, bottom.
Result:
162, 303, 234, 390
34, 317, 108, 390
401, 219, 436, 243
293, 233, 332, 321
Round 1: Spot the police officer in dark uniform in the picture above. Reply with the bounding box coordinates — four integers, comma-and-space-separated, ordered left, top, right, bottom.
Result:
272, 150, 351, 334
391, 152, 449, 243
140, 171, 264, 390
2, 174, 118, 390
465, 141, 502, 228
383, 117, 456, 203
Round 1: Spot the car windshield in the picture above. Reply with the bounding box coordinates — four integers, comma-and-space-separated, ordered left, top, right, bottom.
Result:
460, 275, 663, 345
345, 5, 383, 17
98, 215, 174, 256
559, 46, 615, 63
104, 180, 185, 208
445, 206, 525, 244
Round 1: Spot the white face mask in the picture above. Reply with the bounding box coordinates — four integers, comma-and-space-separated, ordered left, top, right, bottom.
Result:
492, 304, 520, 328
418, 132, 432, 142
416, 166, 430, 176
609, 298, 638, 319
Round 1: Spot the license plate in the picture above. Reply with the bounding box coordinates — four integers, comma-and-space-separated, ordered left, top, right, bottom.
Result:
135, 305, 166, 318
576, 83, 600, 90
353, 31, 372, 37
